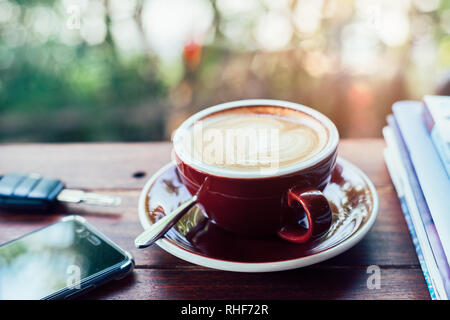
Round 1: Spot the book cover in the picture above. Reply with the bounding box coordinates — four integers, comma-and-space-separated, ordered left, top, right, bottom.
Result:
383, 143, 436, 299
385, 118, 450, 299
393, 101, 450, 266
423, 95, 450, 178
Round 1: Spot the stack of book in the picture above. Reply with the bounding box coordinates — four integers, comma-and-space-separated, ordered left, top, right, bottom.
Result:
383, 96, 450, 300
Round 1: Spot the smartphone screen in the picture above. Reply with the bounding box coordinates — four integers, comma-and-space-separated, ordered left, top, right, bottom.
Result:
0, 217, 131, 299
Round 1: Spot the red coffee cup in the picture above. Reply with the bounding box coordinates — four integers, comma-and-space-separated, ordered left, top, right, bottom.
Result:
172, 99, 339, 244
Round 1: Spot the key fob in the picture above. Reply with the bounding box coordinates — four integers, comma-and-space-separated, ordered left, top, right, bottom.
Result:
0, 173, 64, 211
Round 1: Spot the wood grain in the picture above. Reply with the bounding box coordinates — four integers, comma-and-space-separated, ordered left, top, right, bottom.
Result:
0, 140, 430, 299
83, 268, 429, 300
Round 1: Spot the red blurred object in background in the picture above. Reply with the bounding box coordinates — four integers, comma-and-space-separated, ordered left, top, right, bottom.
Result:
184, 40, 202, 71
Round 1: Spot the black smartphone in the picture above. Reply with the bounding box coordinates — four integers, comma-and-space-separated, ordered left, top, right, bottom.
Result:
0, 215, 134, 300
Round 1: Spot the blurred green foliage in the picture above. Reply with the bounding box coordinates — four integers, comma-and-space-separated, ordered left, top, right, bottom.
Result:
1, 0, 449, 142
0, 41, 166, 141
0, 0, 167, 142
0, 40, 167, 141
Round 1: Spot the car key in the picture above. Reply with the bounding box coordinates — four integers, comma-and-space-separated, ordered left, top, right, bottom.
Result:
0, 173, 121, 211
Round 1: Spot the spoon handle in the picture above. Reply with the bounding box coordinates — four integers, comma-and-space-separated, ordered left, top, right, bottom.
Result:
134, 195, 198, 249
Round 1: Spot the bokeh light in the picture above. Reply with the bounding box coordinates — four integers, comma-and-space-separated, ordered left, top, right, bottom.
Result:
0, 0, 449, 142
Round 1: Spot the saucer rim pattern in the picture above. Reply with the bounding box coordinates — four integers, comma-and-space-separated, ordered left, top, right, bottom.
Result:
138, 157, 379, 272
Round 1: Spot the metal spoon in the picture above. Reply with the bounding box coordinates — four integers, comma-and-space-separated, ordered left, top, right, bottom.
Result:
134, 178, 209, 249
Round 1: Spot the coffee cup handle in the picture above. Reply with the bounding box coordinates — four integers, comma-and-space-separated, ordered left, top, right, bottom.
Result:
278, 187, 332, 244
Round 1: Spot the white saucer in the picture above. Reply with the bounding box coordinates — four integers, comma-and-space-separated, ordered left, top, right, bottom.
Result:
138, 158, 379, 272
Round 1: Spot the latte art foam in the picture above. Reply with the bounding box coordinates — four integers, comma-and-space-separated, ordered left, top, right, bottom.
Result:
180, 106, 329, 173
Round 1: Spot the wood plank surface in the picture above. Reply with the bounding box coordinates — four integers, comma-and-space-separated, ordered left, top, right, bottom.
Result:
0, 140, 430, 299
83, 268, 429, 300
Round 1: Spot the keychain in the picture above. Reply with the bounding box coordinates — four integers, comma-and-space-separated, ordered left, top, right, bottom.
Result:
0, 173, 121, 211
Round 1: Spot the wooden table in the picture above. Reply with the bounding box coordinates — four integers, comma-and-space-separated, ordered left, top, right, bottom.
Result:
0, 139, 430, 299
